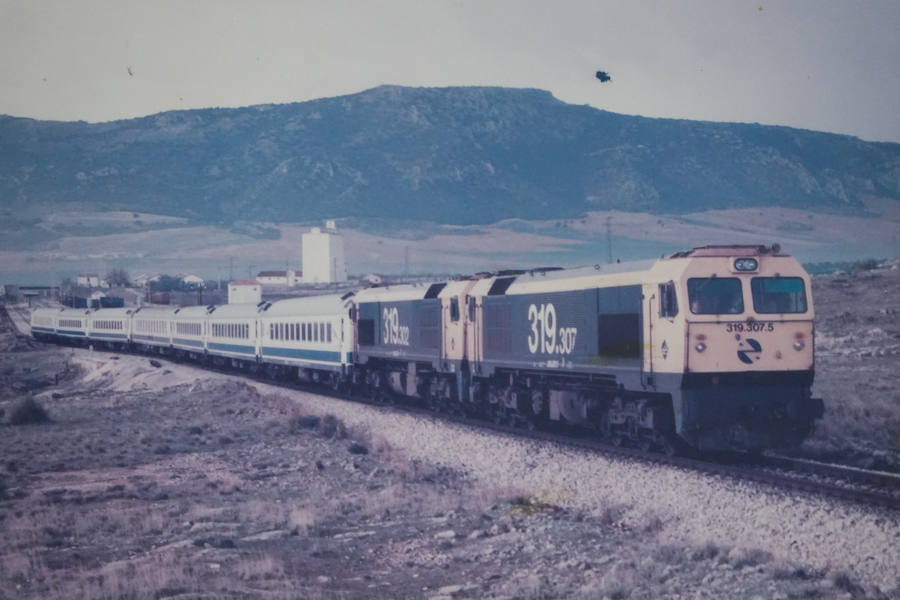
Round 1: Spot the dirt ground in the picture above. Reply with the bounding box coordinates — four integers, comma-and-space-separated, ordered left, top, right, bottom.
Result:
0, 349, 889, 598
1, 260, 899, 599
806, 259, 900, 471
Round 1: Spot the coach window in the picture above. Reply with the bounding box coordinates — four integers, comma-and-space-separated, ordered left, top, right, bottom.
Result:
450, 297, 460, 322
659, 281, 678, 318
319, 323, 325, 342
327, 323, 332, 343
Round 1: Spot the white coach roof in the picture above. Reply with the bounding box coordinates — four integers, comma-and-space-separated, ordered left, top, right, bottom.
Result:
262, 294, 353, 317
206, 302, 265, 319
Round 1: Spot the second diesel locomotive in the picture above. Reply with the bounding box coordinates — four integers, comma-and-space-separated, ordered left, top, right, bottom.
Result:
32, 245, 824, 453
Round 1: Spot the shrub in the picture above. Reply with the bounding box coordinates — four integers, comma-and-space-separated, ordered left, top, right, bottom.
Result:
8, 396, 50, 425
296, 415, 320, 430
318, 414, 347, 439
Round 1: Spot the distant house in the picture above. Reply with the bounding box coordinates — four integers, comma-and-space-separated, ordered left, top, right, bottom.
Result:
76, 273, 101, 288
179, 274, 205, 288
132, 273, 155, 288
256, 269, 301, 287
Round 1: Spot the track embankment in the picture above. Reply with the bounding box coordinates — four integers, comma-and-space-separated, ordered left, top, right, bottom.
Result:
50, 348, 900, 592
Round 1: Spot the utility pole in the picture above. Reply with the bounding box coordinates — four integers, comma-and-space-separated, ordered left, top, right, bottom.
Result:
605, 216, 614, 264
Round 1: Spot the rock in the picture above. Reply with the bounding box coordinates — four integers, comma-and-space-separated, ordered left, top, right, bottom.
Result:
317, 575, 331, 583
149, 359, 162, 368
348, 442, 369, 455
437, 584, 465, 596
434, 529, 456, 539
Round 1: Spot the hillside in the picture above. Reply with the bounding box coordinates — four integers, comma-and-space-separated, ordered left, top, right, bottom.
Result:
2, 85, 899, 228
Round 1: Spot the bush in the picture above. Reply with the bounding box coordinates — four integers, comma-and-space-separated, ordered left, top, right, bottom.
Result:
318, 414, 347, 439
8, 396, 50, 425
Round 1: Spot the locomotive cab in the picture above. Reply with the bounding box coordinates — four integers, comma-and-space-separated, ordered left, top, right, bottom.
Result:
659, 246, 824, 451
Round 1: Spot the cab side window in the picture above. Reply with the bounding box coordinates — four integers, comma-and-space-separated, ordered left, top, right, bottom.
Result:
450, 298, 460, 322
659, 281, 678, 318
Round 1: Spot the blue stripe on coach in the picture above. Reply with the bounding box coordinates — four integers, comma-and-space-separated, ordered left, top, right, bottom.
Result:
208, 342, 255, 355
262, 346, 342, 363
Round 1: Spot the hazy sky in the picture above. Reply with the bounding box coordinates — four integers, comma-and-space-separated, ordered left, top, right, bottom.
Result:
2, 0, 899, 142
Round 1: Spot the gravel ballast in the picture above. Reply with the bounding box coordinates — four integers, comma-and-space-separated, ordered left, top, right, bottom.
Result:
69, 352, 900, 592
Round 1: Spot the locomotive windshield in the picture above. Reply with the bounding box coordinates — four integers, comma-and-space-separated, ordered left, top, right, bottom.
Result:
687, 277, 743, 314
751, 277, 807, 313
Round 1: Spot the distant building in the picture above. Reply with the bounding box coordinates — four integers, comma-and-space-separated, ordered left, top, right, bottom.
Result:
228, 280, 262, 304
133, 273, 160, 288
256, 269, 301, 287
76, 273, 101, 288
179, 274, 205, 288
302, 221, 347, 284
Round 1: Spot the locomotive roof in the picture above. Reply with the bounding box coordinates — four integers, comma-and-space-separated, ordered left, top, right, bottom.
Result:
470, 259, 662, 296
354, 281, 443, 303
262, 293, 353, 317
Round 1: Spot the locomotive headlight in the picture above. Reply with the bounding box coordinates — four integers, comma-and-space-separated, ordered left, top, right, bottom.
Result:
734, 257, 758, 272
695, 341, 707, 353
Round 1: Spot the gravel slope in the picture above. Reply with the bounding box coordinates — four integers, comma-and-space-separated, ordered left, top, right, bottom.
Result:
67, 351, 900, 593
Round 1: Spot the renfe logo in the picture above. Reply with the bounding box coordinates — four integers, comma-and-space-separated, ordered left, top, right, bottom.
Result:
737, 338, 762, 364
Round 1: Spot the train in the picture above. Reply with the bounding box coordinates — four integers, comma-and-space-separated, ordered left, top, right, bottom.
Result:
31, 245, 824, 454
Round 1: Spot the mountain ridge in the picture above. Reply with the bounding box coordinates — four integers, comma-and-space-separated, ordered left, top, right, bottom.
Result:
2, 85, 899, 227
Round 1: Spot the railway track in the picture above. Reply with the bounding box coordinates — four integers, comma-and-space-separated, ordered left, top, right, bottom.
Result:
247, 365, 900, 512
386, 401, 900, 511
8, 304, 899, 511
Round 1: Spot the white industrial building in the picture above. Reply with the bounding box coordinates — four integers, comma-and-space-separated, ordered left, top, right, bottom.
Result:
302, 220, 347, 284
256, 269, 301, 287
227, 280, 262, 304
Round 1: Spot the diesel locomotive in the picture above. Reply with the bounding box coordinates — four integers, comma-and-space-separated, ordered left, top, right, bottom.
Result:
31, 245, 824, 453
